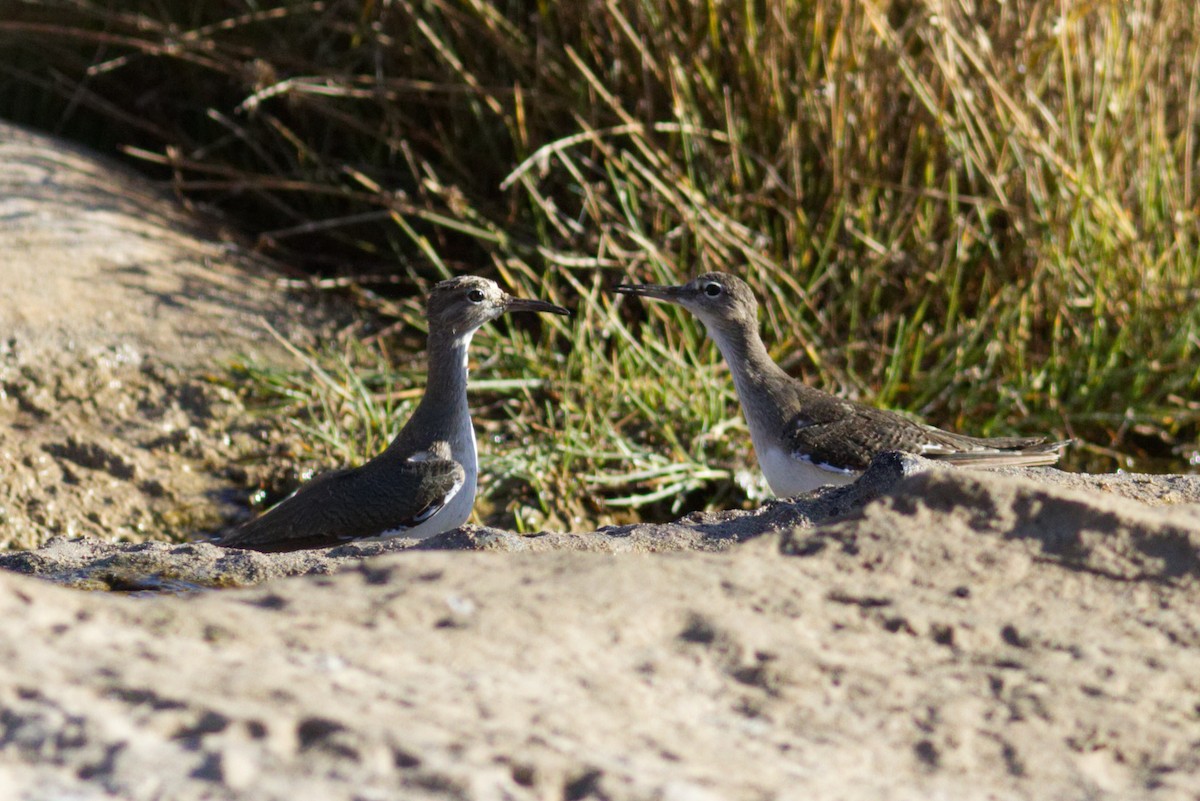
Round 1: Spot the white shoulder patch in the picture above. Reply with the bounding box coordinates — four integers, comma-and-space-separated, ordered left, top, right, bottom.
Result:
794, 452, 857, 474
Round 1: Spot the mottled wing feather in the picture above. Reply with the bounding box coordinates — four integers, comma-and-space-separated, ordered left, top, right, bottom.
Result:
783, 389, 1064, 470
219, 456, 465, 552
781, 394, 910, 471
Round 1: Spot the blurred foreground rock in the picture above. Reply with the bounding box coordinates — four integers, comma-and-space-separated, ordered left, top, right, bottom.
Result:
1, 465, 1199, 800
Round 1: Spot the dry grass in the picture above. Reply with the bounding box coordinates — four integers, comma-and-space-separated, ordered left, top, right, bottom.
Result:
3, 0, 1198, 528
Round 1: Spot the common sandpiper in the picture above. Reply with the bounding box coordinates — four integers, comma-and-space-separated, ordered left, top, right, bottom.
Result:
614, 272, 1067, 496
219, 275, 569, 551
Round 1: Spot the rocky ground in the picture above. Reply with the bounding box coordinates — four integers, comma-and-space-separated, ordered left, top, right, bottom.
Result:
1, 121, 1199, 800
0, 120, 341, 549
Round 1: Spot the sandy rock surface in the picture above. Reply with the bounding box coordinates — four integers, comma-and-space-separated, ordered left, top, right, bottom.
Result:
0, 467, 1198, 801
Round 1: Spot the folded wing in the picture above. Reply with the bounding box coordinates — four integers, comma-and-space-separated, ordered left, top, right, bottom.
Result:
784, 391, 1067, 470
218, 455, 465, 552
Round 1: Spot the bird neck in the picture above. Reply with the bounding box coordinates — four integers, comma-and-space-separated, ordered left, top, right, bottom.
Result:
402, 329, 475, 443
703, 317, 794, 419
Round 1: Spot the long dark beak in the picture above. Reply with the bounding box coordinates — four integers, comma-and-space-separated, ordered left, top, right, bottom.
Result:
505, 296, 571, 316
612, 283, 687, 303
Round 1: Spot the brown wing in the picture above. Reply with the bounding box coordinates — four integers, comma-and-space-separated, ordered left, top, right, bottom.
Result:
783, 388, 1064, 470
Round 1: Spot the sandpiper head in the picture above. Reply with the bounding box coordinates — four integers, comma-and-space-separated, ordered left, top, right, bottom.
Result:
614, 272, 758, 333
427, 275, 570, 336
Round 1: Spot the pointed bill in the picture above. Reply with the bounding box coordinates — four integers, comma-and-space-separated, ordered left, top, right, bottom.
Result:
505, 296, 571, 316
612, 283, 688, 303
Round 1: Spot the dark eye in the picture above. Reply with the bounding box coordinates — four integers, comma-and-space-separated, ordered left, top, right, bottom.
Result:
467, 289, 486, 303
703, 281, 723, 297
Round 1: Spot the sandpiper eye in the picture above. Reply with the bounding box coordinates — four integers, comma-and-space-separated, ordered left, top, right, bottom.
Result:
467, 289, 486, 303
703, 282, 723, 297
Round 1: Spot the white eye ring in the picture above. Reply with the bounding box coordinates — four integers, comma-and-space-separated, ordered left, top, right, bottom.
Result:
467, 289, 486, 303
703, 282, 723, 297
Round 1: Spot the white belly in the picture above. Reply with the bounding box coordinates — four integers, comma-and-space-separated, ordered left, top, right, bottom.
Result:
726, 367, 860, 498
757, 446, 859, 497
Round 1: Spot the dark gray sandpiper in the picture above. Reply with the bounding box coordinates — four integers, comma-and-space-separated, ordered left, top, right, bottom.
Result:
219, 276, 569, 552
